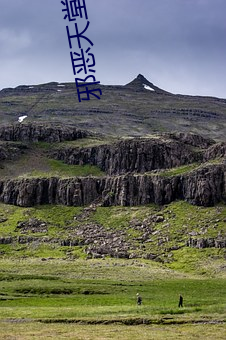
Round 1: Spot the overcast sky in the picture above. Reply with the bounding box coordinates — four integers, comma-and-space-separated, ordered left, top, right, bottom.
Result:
0, 0, 226, 97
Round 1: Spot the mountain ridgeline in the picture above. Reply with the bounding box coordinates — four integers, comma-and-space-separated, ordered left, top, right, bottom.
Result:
1, 74, 226, 140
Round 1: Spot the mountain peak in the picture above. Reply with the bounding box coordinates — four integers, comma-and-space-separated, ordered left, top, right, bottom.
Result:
125, 74, 171, 95
137, 74, 146, 80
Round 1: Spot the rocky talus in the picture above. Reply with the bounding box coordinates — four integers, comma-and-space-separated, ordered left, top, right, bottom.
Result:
0, 211, 225, 261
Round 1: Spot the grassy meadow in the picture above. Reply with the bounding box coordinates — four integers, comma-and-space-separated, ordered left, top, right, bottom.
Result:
0, 322, 225, 340
0, 256, 225, 339
0, 200, 225, 338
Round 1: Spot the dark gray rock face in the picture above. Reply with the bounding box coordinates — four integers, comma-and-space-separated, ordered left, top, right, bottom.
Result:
187, 237, 226, 248
0, 142, 28, 161
0, 128, 225, 208
204, 142, 226, 160
52, 138, 202, 175
181, 165, 226, 205
0, 164, 225, 207
0, 124, 90, 142
165, 132, 215, 149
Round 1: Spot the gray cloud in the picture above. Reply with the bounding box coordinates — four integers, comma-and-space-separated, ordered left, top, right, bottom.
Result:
0, 0, 225, 97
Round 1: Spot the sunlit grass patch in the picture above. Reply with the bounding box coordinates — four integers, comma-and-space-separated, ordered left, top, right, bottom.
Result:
22, 159, 105, 178
0, 257, 225, 324
157, 163, 200, 177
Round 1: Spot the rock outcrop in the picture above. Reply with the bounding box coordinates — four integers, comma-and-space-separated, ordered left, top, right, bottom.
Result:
187, 237, 226, 249
204, 142, 226, 160
0, 142, 28, 161
0, 124, 90, 143
52, 138, 203, 175
0, 164, 225, 207
0, 128, 225, 208
125, 74, 172, 94
165, 132, 215, 149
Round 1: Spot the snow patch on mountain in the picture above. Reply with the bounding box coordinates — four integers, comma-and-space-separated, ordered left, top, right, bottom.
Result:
18, 115, 27, 123
143, 84, 155, 91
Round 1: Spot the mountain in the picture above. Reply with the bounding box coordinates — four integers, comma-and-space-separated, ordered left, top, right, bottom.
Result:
125, 74, 171, 94
0, 74, 226, 140
0, 73, 225, 266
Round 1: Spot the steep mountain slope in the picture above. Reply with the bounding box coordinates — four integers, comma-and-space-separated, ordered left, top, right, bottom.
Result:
0, 75, 226, 140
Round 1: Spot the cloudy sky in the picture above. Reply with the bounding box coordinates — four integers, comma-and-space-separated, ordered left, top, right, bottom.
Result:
0, 0, 226, 97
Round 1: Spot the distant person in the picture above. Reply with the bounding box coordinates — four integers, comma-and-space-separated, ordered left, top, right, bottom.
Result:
178, 294, 183, 308
137, 293, 142, 306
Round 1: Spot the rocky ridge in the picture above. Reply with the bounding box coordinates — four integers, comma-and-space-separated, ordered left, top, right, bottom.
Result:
0, 163, 225, 207
51, 132, 223, 176
0, 123, 90, 143
0, 124, 225, 208
52, 137, 202, 175
1, 74, 226, 140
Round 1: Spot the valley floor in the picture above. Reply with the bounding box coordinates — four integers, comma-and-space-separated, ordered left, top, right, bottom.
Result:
0, 257, 225, 339
0, 322, 225, 340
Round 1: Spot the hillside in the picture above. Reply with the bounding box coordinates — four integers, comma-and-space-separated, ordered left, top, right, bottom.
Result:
0, 124, 225, 268
1, 74, 226, 140
0, 77, 225, 268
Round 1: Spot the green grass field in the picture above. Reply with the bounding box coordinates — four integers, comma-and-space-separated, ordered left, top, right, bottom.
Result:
0, 258, 225, 339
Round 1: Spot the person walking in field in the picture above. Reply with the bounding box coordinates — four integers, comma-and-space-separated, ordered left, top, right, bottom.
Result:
137, 293, 142, 306
178, 294, 183, 307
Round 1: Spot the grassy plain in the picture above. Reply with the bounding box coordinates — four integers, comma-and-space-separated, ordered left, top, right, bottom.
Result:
0, 322, 225, 340
0, 258, 225, 339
